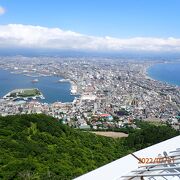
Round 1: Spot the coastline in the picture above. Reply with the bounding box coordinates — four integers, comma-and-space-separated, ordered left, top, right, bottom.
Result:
143, 62, 161, 82
3, 88, 45, 101
57, 77, 79, 96
144, 64, 155, 81
70, 80, 80, 96
144, 62, 180, 87
0, 68, 77, 103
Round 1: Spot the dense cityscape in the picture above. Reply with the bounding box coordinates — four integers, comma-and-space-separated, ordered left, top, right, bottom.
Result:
1, 0, 180, 179
0, 56, 180, 131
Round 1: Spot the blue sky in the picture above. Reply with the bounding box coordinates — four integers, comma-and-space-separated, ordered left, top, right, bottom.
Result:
0, 0, 180, 52
0, 0, 180, 38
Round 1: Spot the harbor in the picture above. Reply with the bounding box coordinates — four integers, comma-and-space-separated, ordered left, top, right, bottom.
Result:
0, 68, 78, 103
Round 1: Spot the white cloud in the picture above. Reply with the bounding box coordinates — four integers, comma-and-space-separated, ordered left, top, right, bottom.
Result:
0, 6, 5, 15
0, 24, 180, 52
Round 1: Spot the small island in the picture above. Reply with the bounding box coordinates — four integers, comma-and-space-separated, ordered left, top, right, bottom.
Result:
3, 88, 44, 101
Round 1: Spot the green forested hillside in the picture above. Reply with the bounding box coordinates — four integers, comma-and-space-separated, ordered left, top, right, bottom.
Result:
0, 114, 179, 179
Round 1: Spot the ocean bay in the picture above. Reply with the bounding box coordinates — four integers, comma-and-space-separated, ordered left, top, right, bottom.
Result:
0, 69, 77, 103
148, 62, 180, 86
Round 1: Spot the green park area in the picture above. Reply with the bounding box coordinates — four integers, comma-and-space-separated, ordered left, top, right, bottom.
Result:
8, 88, 41, 98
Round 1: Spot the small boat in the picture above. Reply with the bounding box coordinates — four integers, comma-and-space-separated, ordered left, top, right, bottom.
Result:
32, 79, 39, 83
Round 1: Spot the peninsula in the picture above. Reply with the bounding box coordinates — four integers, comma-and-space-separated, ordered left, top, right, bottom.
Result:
3, 88, 44, 101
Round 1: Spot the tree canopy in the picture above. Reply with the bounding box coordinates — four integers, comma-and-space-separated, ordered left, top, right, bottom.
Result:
0, 114, 179, 179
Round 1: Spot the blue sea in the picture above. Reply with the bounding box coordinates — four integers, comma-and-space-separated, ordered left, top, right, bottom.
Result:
0, 69, 77, 103
148, 63, 180, 86
1, 63, 179, 103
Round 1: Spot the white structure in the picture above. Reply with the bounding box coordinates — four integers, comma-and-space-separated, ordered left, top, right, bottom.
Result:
75, 135, 180, 180
81, 94, 97, 101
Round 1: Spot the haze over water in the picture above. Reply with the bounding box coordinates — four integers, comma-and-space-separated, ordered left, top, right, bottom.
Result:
0, 69, 77, 103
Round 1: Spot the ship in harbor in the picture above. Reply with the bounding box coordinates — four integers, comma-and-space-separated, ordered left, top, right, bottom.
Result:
31, 79, 39, 83
58, 78, 70, 83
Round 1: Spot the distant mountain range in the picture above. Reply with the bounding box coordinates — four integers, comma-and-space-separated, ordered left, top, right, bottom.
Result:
1, 48, 180, 59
